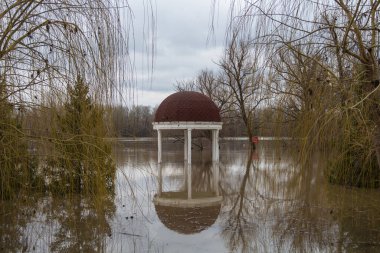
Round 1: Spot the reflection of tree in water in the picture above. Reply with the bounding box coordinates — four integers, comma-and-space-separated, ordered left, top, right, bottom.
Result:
271, 156, 335, 252
0, 193, 115, 252
192, 160, 214, 193
325, 186, 380, 252
220, 149, 259, 252
220, 144, 339, 252
50, 194, 115, 252
0, 196, 40, 252
270, 147, 380, 252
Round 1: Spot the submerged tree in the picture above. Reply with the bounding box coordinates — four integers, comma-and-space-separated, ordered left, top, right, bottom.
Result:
51, 76, 115, 195
218, 33, 268, 148
0, 0, 140, 198
175, 33, 269, 142
219, 0, 380, 187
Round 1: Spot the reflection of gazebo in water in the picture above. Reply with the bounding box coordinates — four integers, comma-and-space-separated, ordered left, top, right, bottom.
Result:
154, 164, 222, 234
152, 91, 223, 234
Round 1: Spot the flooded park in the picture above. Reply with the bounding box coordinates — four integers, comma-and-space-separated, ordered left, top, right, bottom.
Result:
2, 0, 380, 252
1, 138, 380, 252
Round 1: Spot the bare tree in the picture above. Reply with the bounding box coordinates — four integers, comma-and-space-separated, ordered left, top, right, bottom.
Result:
218, 32, 268, 147
221, 0, 380, 186
174, 79, 197, 92
175, 69, 233, 115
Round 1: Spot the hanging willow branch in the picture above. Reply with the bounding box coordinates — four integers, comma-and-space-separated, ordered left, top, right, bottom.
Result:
0, 0, 134, 105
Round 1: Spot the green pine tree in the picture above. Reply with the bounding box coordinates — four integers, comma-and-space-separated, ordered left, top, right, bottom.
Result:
52, 76, 115, 195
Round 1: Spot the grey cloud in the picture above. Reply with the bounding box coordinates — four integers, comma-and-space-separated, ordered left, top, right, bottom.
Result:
127, 0, 229, 104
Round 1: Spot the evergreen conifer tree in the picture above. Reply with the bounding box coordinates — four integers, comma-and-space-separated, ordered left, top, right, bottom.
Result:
52, 76, 115, 195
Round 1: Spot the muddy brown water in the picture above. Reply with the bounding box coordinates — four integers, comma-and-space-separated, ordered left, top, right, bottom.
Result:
1, 139, 380, 252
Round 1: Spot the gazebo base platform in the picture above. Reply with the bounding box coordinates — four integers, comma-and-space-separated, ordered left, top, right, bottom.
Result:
153, 195, 223, 208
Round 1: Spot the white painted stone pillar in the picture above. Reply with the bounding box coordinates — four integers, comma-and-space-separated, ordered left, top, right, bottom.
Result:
216, 129, 219, 162
212, 130, 215, 162
187, 163, 192, 199
157, 130, 162, 164
184, 129, 188, 161
212, 130, 214, 161
213, 162, 219, 196
158, 163, 162, 196
187, 129, 192, 164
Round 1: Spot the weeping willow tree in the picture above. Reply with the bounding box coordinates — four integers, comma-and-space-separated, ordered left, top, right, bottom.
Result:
218, 0, 380, 187
0, 0, 140, 199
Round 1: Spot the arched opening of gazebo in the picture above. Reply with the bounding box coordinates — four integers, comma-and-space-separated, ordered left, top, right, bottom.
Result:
152, 91, 223, 164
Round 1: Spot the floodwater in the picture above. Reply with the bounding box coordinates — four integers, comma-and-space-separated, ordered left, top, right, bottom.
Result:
1, 139, 380, 252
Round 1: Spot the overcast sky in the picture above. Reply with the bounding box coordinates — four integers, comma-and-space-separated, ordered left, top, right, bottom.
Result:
127, 0, 230, 107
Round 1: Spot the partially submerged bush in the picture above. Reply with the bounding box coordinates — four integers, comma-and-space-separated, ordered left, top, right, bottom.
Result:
328, 146, 379, 188
0, 83, 43, 199
1, 76, 116, 199
326, 109, 380, 188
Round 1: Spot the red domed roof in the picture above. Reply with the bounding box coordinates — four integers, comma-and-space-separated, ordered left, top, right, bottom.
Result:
154, 91, 221, 122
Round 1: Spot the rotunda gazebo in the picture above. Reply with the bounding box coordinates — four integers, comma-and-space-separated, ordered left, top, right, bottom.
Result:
152, 91, 222, 164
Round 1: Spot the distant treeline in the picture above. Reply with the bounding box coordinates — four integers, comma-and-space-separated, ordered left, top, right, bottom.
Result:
108, 104, 292, 138
109, 105, 155, 137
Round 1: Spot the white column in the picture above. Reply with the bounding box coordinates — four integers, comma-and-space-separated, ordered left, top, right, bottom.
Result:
212, 130, 217, 162
187, 129, 192, 164
187, 163, 192, 199
216, 129, 219, 162
157, 129, 162, 164
212, 162, 219, 196
184, 130, 188, 161
158, 163, 162, 196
